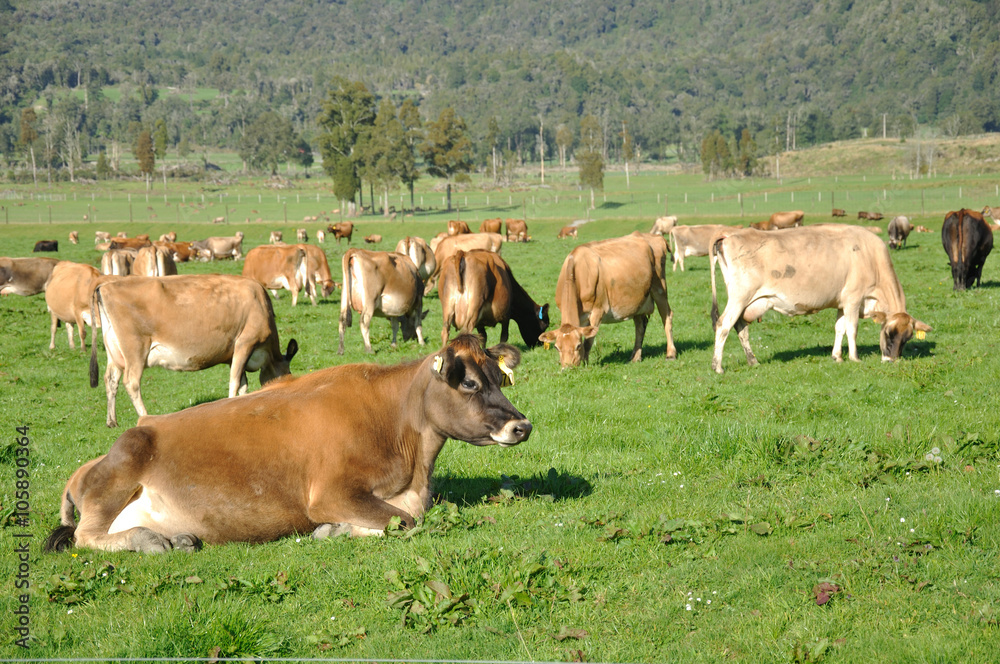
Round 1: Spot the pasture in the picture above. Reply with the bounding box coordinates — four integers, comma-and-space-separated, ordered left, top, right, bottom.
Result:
1, 177, 999, 661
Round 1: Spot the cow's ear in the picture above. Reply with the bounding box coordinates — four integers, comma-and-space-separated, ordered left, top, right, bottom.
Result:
489, 343, 521, 371
538, 330, 557, 344
432, 349, 463, 385
538, 303, 550, 323
581, 326, 599, 339
914, 320, 932, 333
285, 339, 299, 361
870, 312, 887, 325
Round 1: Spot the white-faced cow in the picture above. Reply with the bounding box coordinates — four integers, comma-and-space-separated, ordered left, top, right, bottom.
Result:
243, 244, 309, 306
668, 224, 735, 271
338, 249, 426, 354
44, 262, 107, 350
887, 215, 913, 249
298, 243, 338, 304
45, 336, 530, 553
540, 232, 676, 368
709, 225, 931, 374
395, 236, 437, 285
269, 231, 283, 244
942, 208, 993, 291
0, 256, 59, 296
438, 250, 549, 347
89, 274, 298, 427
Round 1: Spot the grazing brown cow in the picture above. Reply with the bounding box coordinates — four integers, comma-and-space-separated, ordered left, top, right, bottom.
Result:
540, 232, 676, 367
154, 241, 199, 263
480, 218, 502, 234
44, 262, 104, 350
942, 208, 993, 291
858, 211, 883, 221
557, 225, 578, 239
395, 236, 437, 284
858, 211, 870, 220
427, 232, 505, 294
649, 215, 678, 236
33, 240, 59, 252
131, 245, 178, 277
297, 228, 308, 242
269, 231, 283, 244
438, 250, 550, 347
89, 275, 298, 427
297, 244, 338, 304
831, 209, 847, 217
69, 231, 79, 245
751, 210, 804, 231
158, 232, 177, 243
242, 244, 309, 306
709, 225, 930, 374
0, 257, 59, 296
668, 224, 734, 271
447, 220, 471, 236
45, 336, 530, 553
339, 249, 426, 354
327, 222, 354, 244
94, 231, 111, 244
505, 219, 528, 242
192, 233, 244, 260
364, 234, 383, 244
888, 215, 913, 249
109, 237, 152, 251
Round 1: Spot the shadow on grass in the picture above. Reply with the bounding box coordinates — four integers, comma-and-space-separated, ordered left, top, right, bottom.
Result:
770, 340, 937, 362
594, 338, 711, 365
435, 468, 592, 506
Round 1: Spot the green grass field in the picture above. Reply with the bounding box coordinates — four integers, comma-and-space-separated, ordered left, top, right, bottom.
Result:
1, 173, 999, 662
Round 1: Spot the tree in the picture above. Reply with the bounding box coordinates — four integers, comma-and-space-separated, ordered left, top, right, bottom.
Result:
577, 114, 604, 209
486, 116, 501, 185
621, 121, 635, 189
135, 129, 155, 188
737, 129, 758, 177
154, 118, 169, 188
239, 111, 296, 175
556, 123, 573, 169
397, 98, 422, 212
316, 77, 376, 212
421, 107, 474, 212
359, 98, 408, 215
19, 108, 39, 187
96, 150, 110, 179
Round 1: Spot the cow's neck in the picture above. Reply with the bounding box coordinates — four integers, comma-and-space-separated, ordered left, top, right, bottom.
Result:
509, 279, 543, 343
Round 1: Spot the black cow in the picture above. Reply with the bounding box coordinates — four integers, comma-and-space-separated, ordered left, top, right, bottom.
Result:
942, 209, 993, 291
33, 240, 59, 252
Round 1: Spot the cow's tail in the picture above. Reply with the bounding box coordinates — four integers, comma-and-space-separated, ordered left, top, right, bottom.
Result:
710, 236, 723, 328
89, 286, 103, 388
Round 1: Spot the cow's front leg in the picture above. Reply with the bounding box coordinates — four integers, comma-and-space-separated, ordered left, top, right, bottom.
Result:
308, 490, 414, 538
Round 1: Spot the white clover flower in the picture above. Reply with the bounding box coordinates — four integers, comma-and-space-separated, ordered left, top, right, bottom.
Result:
900, 518, 906, 523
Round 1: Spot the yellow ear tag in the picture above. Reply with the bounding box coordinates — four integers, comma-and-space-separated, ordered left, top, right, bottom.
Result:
498, 356, 514, 387
543, 341, 550, 350
433, 355, 443, 373
915, 330, 926, 340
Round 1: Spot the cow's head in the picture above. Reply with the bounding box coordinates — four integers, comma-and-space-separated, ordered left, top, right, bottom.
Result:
320, 279, 338, 298
872, 312, 931, 361
539, 323, 598, 368
427, 335, 531, 447
259, 339, 299, 385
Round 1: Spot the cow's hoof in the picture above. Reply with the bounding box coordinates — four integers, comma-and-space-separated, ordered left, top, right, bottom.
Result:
312, 523, 351, 540
133, 529, 173, 554
170, 533, 203, 552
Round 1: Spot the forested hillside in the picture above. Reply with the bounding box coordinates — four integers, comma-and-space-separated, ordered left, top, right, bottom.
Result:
0, 0, 997, 171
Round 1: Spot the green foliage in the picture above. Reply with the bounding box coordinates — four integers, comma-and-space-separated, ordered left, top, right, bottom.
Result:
316, 77, 376, 203
577, 114, 603, 202
421, 107, 474, 211
238, 111, 297, 175
134, 130, 155, 176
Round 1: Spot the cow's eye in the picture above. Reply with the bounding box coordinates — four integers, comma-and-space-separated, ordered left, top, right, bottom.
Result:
460, 378, 480, 392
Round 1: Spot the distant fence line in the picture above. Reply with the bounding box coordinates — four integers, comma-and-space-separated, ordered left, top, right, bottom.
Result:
2, 182, 998, 225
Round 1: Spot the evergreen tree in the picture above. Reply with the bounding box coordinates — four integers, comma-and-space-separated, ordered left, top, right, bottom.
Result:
239, 111, 296, 175
135, 130, 155, 188
316, 77, 376, 211
737, 129, 758, 177
19, 108, 39, 187
577, 114, 604, 209
397, 98, 422, 212
96, 150, 110, 179
421, 107, 473, 212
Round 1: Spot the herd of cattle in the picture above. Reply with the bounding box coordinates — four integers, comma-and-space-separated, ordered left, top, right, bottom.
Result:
1, 203, 995, 553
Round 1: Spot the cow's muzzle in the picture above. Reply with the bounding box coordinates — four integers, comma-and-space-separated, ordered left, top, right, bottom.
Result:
492, 419, 533, 447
